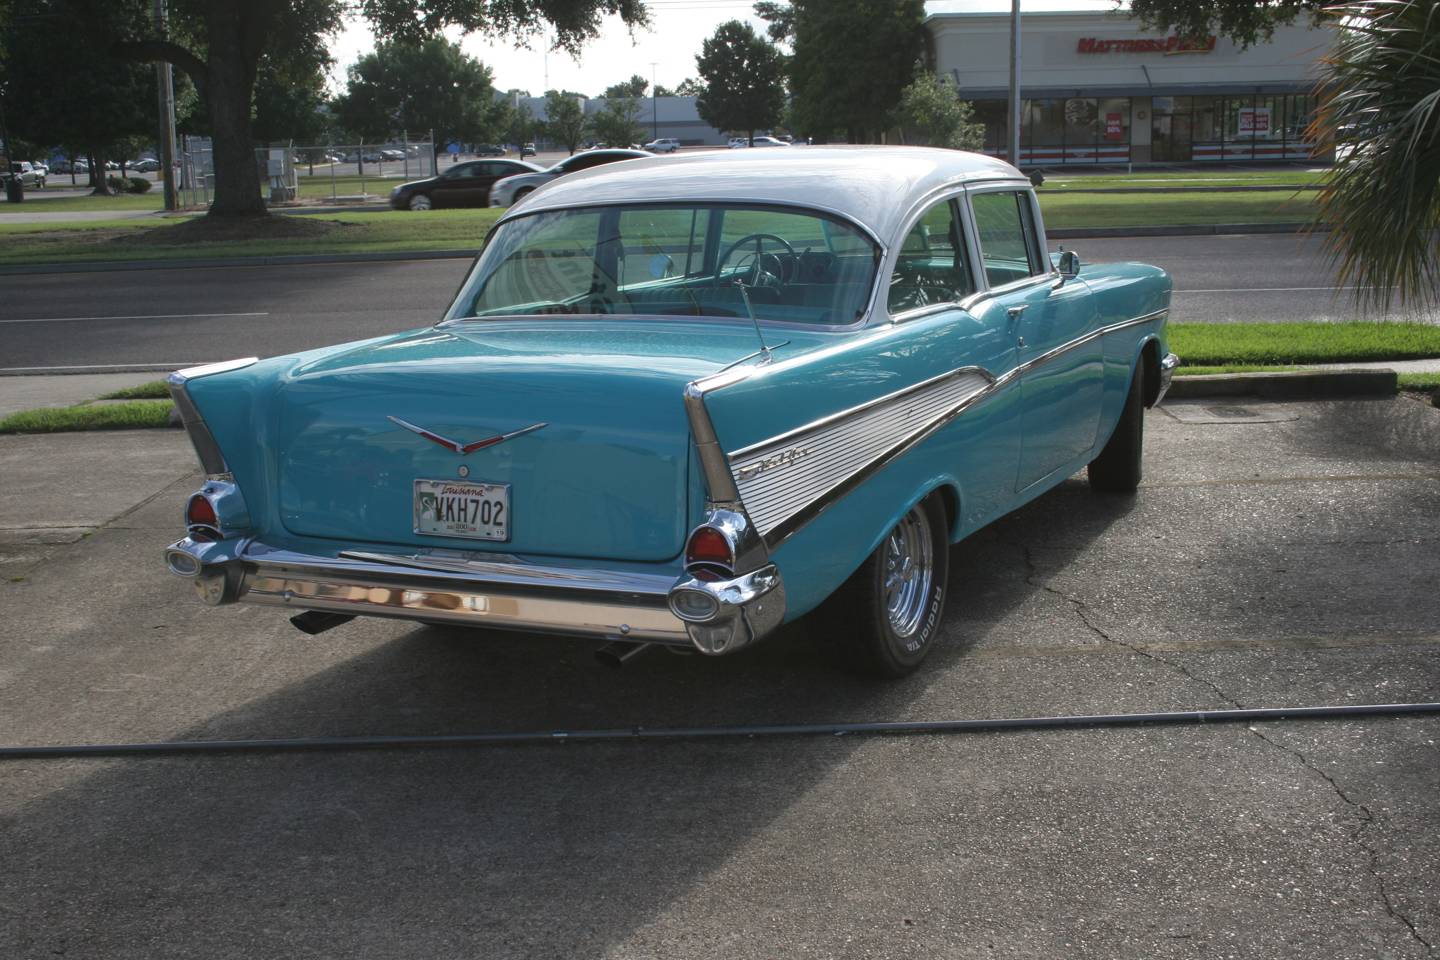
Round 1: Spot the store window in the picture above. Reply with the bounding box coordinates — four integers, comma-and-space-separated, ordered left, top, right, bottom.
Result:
1151, 96, 1193, 162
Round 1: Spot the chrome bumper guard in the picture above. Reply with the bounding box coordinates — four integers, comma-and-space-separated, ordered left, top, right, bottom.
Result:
1156, 352, 1180, 406
667, 565, 786, 657
163, 537, 786, 654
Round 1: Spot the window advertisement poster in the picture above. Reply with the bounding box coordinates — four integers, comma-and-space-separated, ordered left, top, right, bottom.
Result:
1237, 107, 1273, 137
1104, 112, 1124, 139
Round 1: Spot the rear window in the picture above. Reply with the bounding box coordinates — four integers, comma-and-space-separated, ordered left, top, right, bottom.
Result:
446, 203, 881, 327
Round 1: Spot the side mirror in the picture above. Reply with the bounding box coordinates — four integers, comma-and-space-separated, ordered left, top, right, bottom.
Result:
1058, 248, 1081, 281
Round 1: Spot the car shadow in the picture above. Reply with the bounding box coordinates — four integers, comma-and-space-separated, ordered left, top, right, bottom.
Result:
3, 479, 1136, 958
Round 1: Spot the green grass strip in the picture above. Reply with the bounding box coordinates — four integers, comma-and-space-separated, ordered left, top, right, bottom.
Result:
1173, 364, 1302, 376
0, 400, 174, 434
97, 380, 171, 400
1397, 372, 1440, 393
1169, 322, 1440, 366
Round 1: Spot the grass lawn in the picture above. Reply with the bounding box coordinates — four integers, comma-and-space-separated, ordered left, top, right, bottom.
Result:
1043, 168, 1327, 190
1398, 372, 1440, 394
98, 380, 171, 400
1169, 322, 1440, 366
0, 400, 174, 434
0, 209, 500, 265
0, 191, 164, 214
1038, 189, 1317, 228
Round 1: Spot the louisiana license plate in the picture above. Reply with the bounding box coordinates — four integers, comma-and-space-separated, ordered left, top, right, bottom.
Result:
413, 479, 509, 541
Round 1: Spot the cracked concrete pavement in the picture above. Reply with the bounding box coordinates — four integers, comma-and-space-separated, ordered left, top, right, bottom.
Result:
1, 396, 1438, 959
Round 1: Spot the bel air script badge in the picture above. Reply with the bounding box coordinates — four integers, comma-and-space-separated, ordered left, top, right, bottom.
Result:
737, 446, 811, 481
387, 416, 546, 455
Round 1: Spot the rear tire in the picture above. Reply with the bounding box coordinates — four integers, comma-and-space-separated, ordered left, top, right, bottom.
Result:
824, 494, 950, 678
408, 193, 432, 211
513, 186, 534, 203
1088, 361, 1145, 493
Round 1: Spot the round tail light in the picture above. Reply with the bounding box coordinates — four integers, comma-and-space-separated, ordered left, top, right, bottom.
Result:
685, 526, 733, 569
186, 494, 218, 528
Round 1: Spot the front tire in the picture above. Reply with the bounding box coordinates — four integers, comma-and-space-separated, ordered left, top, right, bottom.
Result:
408, 193, 432, 211
825, 494, 950, 678
1088, 360, 1145, 493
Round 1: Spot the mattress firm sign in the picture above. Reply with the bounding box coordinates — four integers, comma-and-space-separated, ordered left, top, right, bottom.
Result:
1077, 35, 1217, 55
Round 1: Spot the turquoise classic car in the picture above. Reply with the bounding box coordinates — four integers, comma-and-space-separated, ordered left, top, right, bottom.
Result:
164, 147, 1177, 677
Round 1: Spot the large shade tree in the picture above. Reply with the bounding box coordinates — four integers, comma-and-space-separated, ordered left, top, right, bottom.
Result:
337, 38, 502, 168
694, 20, 785, 145
2, 0, 159, 194
1127, 0, 1322, 47
118, 0, 648, 217
544, 90, 589, 154
756, 0, 928, 143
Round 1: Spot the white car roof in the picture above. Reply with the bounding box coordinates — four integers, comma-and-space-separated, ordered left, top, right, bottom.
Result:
504, 146, 1025, 243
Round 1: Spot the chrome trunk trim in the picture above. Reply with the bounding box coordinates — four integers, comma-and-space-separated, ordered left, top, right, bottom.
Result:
167, 357, 256, 477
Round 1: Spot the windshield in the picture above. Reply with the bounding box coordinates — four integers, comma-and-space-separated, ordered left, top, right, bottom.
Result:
445, 203, 880, 327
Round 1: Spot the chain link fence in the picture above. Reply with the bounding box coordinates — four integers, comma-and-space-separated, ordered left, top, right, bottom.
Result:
176, 136, 438, 207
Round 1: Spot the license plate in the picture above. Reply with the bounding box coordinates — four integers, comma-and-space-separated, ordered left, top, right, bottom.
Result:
413, 479, 509, 541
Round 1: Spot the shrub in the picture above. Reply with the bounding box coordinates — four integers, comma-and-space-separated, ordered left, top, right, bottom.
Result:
126, 176, 151, 193
105, 175, 127, 193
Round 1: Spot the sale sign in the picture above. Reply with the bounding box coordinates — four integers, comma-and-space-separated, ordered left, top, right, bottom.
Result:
1238, 108, 1272, 136
1104, 113, 1124, 139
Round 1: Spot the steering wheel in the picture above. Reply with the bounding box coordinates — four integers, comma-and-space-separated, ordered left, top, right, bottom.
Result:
717, 232, 797, 288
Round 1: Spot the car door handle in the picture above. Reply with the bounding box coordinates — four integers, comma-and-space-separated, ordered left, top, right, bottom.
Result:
1006, 305, 1028, 318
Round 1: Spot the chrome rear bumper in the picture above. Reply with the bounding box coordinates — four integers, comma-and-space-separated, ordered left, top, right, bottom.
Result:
1156, 352, 1180, 406
163, 538, 785, 654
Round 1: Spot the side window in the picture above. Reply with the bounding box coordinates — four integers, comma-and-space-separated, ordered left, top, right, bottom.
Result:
970, 190, 1042, 288
616, 208, 713, 285
888, 198, 974, 314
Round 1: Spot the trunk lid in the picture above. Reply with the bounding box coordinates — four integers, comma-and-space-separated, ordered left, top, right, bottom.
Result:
275, 320, 827, 562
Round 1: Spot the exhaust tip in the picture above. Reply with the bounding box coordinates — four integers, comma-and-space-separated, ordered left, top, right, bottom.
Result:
595, 640, 653, 669
289, 611, 356, 636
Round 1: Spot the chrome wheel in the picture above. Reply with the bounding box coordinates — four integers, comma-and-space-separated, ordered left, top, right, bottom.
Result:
408, 194, 432, 211
882, 506, 935, 638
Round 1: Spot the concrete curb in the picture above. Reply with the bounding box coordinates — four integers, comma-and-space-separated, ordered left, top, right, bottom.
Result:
0, 248, 477, 277
1168, 368, 1399, 400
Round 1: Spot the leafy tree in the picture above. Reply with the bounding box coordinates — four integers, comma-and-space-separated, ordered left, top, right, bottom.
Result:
757, 0, 928, 143
591, 96, 645, 147
603, 74, 650, 98
695, 20, 785, 146
1313, 0, 1440, 312
252, 50, 332, 144
674, 77, 704, 97
545, 90, 589, 154
2, 0, 157, 194
897, 67, 983, 150
118, 0, 649, 218
501, 92, 537, 146
336, 38, 501, 169
652, 83, 675, 97
1128, 0, 1321, 48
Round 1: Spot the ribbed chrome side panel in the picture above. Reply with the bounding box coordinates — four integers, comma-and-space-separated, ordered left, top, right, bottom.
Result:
731, 368, 993, 536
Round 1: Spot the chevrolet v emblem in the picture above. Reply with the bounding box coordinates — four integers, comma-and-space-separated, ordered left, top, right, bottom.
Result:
387, 416, 547, 455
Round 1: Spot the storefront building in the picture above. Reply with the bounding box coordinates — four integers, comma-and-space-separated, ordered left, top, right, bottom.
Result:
926, 0, 1331, 164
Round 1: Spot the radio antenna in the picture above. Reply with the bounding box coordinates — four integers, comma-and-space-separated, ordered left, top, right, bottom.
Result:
733, 279, 774, 365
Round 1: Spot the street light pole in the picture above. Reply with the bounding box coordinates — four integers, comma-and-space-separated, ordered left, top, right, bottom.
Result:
1008, 0, 1022, 168
651, 62, 659, 141
153, 0, 179, 210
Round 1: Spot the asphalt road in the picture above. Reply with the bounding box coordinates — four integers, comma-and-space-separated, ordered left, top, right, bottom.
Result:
0, 233, 1434, 372
2, 396, 1438, 958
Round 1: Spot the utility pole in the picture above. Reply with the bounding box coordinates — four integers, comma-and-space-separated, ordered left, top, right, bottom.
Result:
650, 62, 659, 141
153, 0, 179, 210
1008, 0, 1021, 168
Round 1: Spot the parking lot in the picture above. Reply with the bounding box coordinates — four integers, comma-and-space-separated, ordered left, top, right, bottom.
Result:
1, 394, 1436, 958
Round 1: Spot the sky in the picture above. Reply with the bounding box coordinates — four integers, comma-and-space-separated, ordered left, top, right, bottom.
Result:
326, 0, 774, 97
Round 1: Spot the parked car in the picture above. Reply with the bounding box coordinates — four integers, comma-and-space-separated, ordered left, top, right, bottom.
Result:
474, 144, 507, 157
747, 136, 790, 148
389, 158, 543, 211
4, 161, 46, 188
645, 138, 681, 153
520, 142, 537, 158
29, 159, 49, 176
728, 137, 749, 149
162, 147, 1175, 676
488, 148, 648, 207
130, 158, 161, 172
